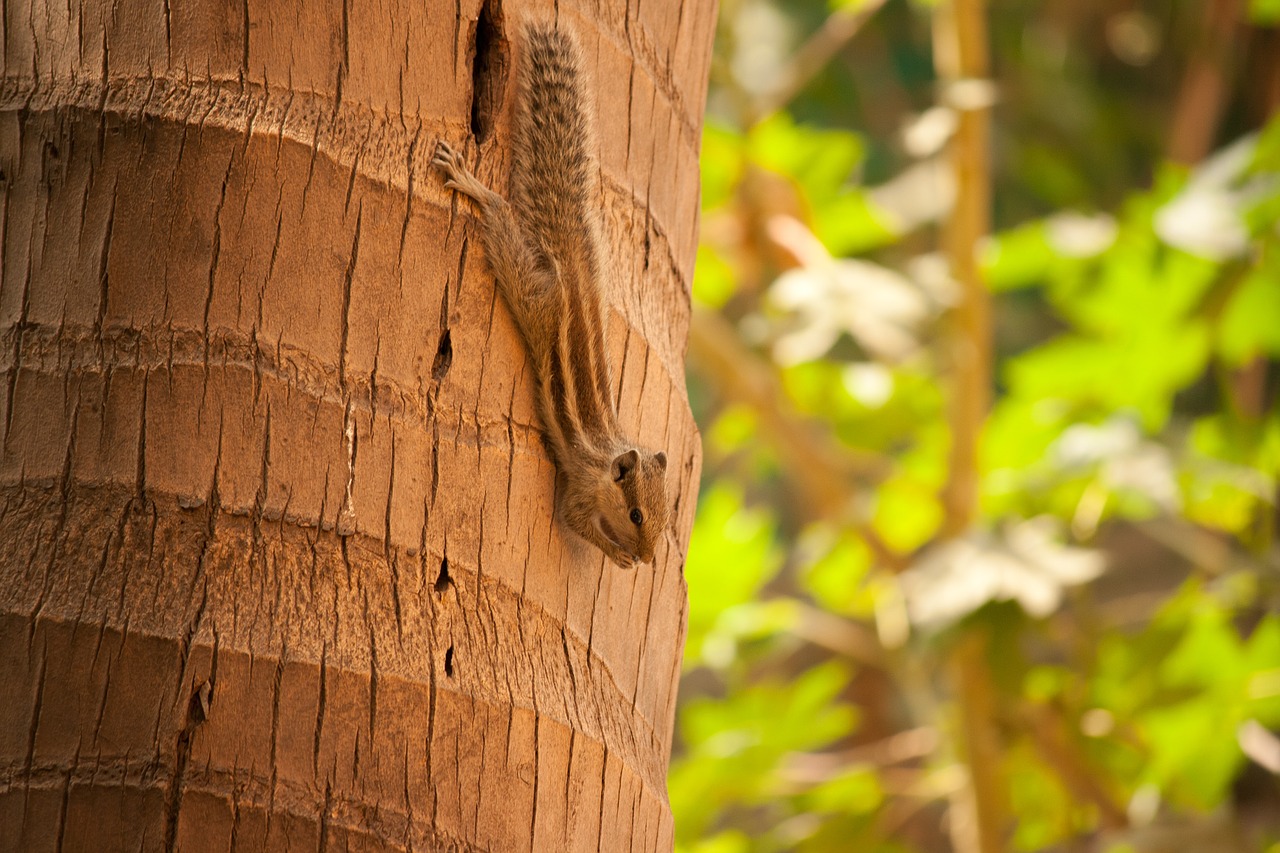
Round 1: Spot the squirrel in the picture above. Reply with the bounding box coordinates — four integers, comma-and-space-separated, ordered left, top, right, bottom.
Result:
432, 23, 669, 569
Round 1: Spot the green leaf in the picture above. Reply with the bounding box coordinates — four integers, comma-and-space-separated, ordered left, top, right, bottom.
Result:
807, 767, 882, 815
1142, 699, 1242, 806
814, 191, 899, 255
701, 123, 746, 211
1184, 414, 1274, 532
684, 485, 783, 666
1251, 112, 1280, 172
676, 832, 752, 853
871, 475, 943, 551
1249, 0, 1280, 24
1245, 617, 1280, 724
802, 530, 874, 616
694, 245, 738, 309
670, 663, 858, 841
1007, 743, 1074, 851
1004, 321, 1210, 430
1218, 264, 1280, 365
748, 113, 865, 206
984, 221, 1055, 292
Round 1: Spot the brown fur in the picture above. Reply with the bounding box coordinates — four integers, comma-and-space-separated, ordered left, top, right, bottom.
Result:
432, 23, 669, 568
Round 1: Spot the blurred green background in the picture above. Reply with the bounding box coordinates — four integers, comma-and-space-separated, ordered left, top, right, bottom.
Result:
670, 1, 1280, 851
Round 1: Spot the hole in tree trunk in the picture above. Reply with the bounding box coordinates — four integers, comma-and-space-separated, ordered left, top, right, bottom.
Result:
444, 645, 455, 677
434, 556, 452, 593
431, 330, 453, 381
470, 0, 508, 144
190, 680, 214, 723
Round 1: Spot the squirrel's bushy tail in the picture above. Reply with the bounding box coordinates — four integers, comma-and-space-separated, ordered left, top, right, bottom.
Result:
511, 24, 597, 254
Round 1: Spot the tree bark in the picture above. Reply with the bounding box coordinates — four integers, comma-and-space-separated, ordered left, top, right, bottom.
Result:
0, 1, 712, 850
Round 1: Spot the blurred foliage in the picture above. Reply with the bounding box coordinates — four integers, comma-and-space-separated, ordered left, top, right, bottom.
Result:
672, 1, 1280, 851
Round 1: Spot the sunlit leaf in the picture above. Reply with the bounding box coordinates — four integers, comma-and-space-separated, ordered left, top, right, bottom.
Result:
1218, 263, 1280, 365
984, 220, 1055, 291
684, 485, 783, 666
1249, 0, 1280, 23
807, 767, 883, 815
707, 404, 760, 455
1004, 319, 1210, 430
748, 113, 865, 206
872, 475, 943, 552
694, 244, 737, 308
813, 191, 899, 255
1183, 414, 1275, 532
865, 159, 954, 233
900, 518, 1104, 627
768, 248, 933, 363
802, 530, 875, 617
675, 831, 752, 853
1007, 743, 1075, 851
670, 663, 859, 841
701, 123, 746, 211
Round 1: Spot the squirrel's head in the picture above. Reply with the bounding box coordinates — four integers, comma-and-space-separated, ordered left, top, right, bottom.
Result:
595, 446, 669, 567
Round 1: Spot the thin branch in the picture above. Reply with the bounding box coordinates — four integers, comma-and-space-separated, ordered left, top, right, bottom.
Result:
787, 600, 886, 667
936, 0, 992, 538
947, 630, 1007, 853
780, 726, 939, 783
933, 0, 1002, 850
688, 307, 890, 520
1167, 0, 1243, 165
750, 0, 890, 122
1020, 703, 1129, 831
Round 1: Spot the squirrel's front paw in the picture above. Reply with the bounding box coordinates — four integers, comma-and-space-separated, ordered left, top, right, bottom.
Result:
432, 141, 462, 182
432, 142, 486, 202
609, 550, 638, 571
432, 140, 458, 167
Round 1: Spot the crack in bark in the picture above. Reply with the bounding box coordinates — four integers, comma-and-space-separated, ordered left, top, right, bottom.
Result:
160, 683, 204, 851
1, 74, 701, 243
338, 202, 362, 393
313, 642, 328, 779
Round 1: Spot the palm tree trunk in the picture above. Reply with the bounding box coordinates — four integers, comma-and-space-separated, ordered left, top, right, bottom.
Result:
0, 1, 713, 849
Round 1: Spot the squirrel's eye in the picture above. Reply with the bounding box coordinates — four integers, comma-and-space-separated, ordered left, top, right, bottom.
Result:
629, 508, 644, 526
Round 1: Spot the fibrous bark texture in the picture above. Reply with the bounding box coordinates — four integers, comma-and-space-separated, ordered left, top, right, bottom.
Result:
0, 1, 713, 850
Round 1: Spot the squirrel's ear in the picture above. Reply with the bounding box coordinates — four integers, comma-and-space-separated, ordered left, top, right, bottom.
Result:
654, 451, 667, 470
611, 449, 640, 482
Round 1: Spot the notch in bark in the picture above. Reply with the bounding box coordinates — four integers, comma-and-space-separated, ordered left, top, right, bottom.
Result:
432, 286, 454, 382
444, 645, 455, 677
42, 139, 65, 188
434, 556, 452, 593
469, 0, 508, 144
191, 679, 214, 723
431, 330, 453, 381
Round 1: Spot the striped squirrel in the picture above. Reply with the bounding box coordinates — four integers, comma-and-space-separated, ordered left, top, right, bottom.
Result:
433, 24, 669, 569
